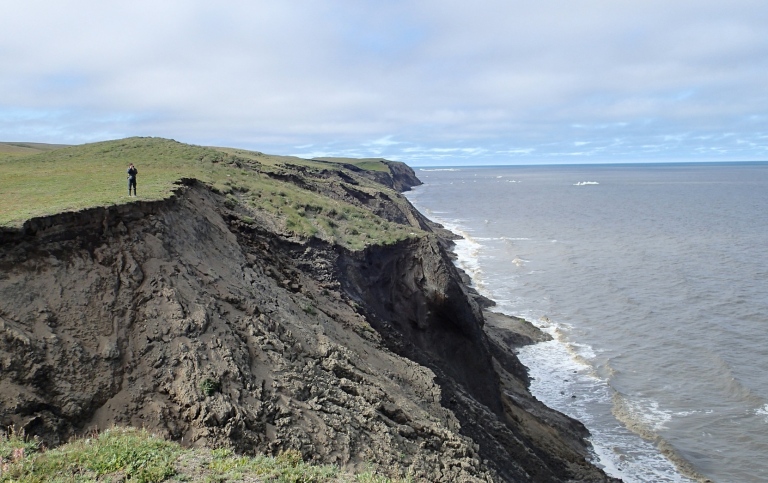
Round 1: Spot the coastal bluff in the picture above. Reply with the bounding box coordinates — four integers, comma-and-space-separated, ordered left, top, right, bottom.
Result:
0, 140, 617, 482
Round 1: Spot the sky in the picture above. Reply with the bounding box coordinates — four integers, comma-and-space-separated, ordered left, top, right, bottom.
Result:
1, 1, 767, 166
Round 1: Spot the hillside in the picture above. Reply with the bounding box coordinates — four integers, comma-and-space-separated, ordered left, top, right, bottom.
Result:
0, 142, 69, 160
0, 138, 616, 482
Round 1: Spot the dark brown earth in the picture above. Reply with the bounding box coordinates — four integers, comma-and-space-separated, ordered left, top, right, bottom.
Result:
0, 163, 618, 482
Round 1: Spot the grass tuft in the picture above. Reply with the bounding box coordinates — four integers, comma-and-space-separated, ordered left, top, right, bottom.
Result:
0, 427, 180, 482
204, 446, 339, 482
0, 426, 412, 482
200, 378, 221, 397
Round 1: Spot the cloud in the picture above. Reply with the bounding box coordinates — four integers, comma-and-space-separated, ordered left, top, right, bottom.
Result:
1, 0, 767, 164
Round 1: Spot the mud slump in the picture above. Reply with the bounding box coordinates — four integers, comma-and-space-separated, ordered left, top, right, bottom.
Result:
2, 175, 616, 482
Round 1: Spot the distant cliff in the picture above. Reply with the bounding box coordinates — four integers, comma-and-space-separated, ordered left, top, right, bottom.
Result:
0, 143, 616, 482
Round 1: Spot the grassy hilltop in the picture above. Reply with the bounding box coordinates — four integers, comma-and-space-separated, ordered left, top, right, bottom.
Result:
0, 137, 419, 250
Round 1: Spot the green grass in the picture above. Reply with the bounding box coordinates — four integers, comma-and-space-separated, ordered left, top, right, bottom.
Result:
0, 137, 420, 250
1, 427, 179, 482
199, 378, 221, 397
0, 143, 68, 164
0, 427, 411, 483
0, 142, 68, 158
0, 138, 215, 225
241, 177, 414, 250
201, 447, 339, 482
312, 158, 390, 173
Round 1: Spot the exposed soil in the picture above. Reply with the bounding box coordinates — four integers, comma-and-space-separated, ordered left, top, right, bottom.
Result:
0, 170, 618, 482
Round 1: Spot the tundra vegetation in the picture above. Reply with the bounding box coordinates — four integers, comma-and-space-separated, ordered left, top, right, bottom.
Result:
0, 137, 419, 250
0, 427, 409, 482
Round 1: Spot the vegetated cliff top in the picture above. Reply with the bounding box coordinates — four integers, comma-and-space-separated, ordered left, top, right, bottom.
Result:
0, 136, 423, 250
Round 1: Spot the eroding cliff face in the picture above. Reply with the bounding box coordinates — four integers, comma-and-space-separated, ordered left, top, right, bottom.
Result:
336, 236, 617, 482
0, 182, 487, 481
0, 179, 615, 482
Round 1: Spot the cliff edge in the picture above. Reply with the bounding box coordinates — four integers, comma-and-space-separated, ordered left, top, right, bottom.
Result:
0, 139, 616, 482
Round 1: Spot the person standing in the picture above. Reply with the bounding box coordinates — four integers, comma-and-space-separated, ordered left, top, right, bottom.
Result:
127, 163, 138, 196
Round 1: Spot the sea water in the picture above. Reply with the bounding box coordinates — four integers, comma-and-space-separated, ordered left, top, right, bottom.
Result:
404, 163, 768, 483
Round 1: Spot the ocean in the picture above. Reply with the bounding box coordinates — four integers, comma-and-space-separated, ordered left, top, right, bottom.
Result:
404, 162, 768, 483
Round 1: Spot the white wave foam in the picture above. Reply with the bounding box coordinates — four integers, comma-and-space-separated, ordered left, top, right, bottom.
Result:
518, 338, 699, 483
497, 311, 699, 482
473, 237, 530, 242
756, 404, 768, 423
431, 219, 487, 291
621, 397, 674, 432
574, 181, 600, 186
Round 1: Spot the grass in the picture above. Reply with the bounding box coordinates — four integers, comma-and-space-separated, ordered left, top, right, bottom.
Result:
312, 158, 390, 173
199, 447, 339, 482
0, 138, 212, 225
0, 142, 69, 160
199, 378, 221, 397
1, 427, 179, 482
0, 137, 421, 250
0, 427, 411, 483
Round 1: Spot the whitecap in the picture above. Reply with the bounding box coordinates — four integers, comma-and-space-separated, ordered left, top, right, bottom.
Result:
755, 404, 768, 423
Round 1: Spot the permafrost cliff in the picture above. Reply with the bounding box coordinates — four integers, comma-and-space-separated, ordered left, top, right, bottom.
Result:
0, 155, 617, 481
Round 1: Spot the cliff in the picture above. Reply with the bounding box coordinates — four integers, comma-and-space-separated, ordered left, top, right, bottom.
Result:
0, 140, 616, 482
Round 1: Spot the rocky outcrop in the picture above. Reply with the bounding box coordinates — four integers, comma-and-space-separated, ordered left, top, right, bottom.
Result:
380, 161, 423, 192
311, 158, 422, 193
0, 170, 616, 481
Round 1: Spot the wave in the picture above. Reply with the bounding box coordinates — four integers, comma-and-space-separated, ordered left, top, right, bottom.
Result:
438, 238, 703, 482
405, 162, 768, 482
611, 393, 711, 482
406, 183, 707, 481
430, 218, 487, 292
517, 332, 703, 483
756, 404, 768, 423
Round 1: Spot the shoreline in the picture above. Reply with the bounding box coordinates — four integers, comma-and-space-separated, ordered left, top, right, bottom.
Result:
405, 186, 707, 483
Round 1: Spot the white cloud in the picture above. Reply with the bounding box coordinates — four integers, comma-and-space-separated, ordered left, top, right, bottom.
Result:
1, 0, 767, 163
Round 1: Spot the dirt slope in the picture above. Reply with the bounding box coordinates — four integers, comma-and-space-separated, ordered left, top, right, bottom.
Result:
0, 168, 616, 481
